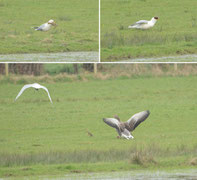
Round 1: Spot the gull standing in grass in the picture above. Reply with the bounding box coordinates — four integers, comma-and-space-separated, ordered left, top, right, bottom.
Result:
33, 19, 57, 31
103, 110, 150, 140
128, 17, 158, 29
15, 83, 53, 103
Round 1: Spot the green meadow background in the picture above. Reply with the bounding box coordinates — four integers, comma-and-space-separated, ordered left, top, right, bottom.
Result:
101, 0, 197, 61
0, 0, 98, 54
0, 64, 197, 177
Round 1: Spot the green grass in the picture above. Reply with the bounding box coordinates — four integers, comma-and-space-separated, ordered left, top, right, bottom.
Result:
0, 158, 196, 178
0, 74, 197, 177
101, 0, 197, 61
0, 0, 98, 54
43, 64, 84, 75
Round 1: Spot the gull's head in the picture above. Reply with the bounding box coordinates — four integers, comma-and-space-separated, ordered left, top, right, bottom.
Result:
151, 17, 158, 24
114, 115, 120, 121
48, 19, 57, 26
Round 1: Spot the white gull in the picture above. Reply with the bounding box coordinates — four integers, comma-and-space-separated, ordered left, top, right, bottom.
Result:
33, 19, 57, 31
128, 17, 158, 29
15, 83, 53, 103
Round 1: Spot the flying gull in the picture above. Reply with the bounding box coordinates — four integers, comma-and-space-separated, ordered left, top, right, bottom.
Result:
15, 83, 53, 103
33, 19, 57, 31
103, 110, 150, 139
128, 17, 158, 29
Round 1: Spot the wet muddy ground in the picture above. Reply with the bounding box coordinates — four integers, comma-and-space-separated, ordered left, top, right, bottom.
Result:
1, 169, 196, 180
119, 54, 197, 62
0, 52, 99, 62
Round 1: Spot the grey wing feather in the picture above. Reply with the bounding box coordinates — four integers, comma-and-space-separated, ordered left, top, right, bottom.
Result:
127, 110, 150, 131
15, 84, 32, 101
131, 20, 148, 26
135, 20, 148, 24
103, 118, 120, 129
40, 85, 53, 103
103, 118, 122, 136
35, 23, 45, 31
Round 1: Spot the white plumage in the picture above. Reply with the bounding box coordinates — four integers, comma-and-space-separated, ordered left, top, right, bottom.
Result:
33, 19, 56, 31
128, 17, 158, 29
15, 83, 53, 103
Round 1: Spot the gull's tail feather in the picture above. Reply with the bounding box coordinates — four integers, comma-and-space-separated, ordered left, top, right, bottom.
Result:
31, 27, 39, 30
128, 25, 135, 29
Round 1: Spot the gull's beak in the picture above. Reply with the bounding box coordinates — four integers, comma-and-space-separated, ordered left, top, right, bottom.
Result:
52, 22, 57, 26
48, 22, 57, 26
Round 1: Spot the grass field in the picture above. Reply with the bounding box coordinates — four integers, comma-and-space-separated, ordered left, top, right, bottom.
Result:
101, 0, 197, 61
0, 71, 197, 177
0, 0, 98, 54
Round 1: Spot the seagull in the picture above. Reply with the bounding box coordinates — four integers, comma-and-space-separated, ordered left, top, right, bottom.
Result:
103, 110, 150, 140
15, 83, 53, 103
33, 19, 57, 31
128, 17, 158, 29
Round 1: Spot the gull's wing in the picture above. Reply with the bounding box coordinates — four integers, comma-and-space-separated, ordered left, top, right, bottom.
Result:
103, 118, 121, 135
127, 110, 150, 131
135, 20, 148, 24
35, 23, 46, 31
15, 84, 33, 101
39, 85, 53, 104
131, 20, 148, 26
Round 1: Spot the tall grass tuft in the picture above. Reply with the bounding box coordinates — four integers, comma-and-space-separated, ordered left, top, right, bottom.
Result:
129, 151, 157, 166
0, 150, 131, 167
102, 31, 197, 49
188, 157, 197, 166
102, 32, 170, 48
1, 143, 196, 167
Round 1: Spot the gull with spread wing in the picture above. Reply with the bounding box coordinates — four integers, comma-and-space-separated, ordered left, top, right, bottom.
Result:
15, 83, 53, 103
128, 17, 158, 29
103, 110, 150, 139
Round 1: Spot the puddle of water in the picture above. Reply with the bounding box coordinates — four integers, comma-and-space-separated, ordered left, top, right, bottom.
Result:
0, 52, 99, 62
120, 54, 197, 62
2, 169, 196, 180
50, 170, 197, 180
